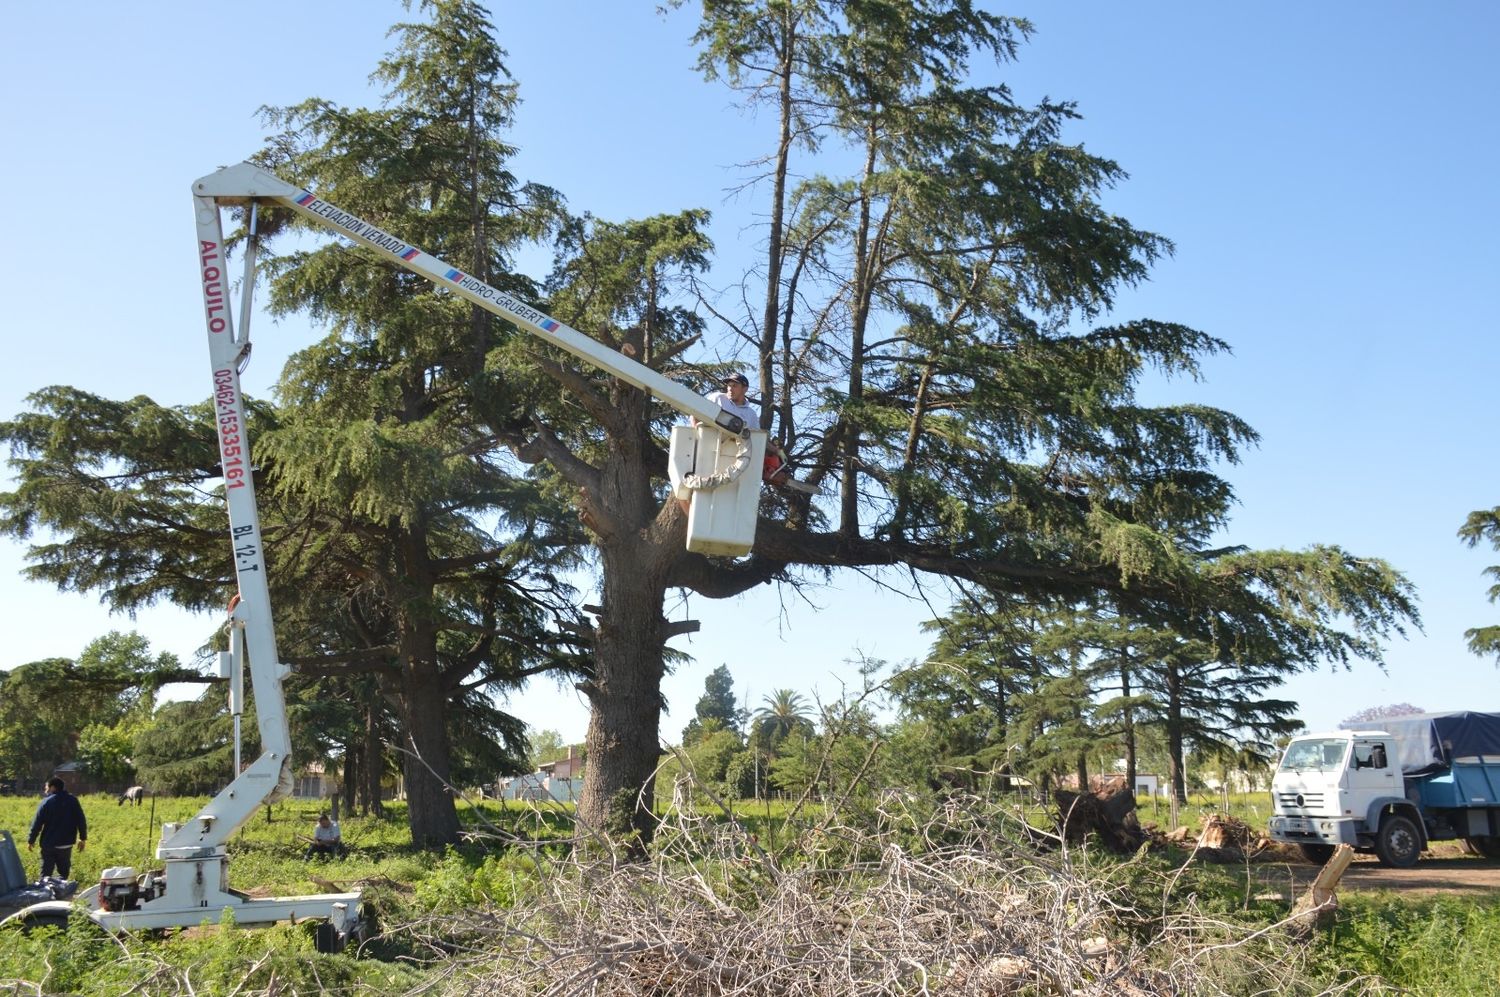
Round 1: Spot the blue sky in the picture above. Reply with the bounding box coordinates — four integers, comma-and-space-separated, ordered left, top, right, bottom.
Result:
2, 3, 1497, 747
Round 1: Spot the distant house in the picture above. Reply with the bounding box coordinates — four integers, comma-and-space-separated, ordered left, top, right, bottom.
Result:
538, 745, 583, 781
497, 772, 550, 801
496, 745, 583, 803
51, 762, 104, 796
293, 761, 336, 799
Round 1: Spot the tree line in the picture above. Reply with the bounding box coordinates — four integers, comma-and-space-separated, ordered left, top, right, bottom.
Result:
5, 0, 1472, 845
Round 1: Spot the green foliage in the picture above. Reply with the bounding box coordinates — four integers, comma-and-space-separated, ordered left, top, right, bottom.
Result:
892, 544, 1417, 803
749, 690, 814, 755
0, 912, 427, 995
0, 389, 238, 614
74, 720, 140, 785
684, 726, 744, 788
132, 697, 244, 795
0, 909, 135, 995
879, 716, 946, 790
444, 688, 532, 788
682, 665, 748, 744
0, 659, 77, 779
408, 847, 539, 913
722, 749, 760, 799
0, 632, 196, 781
1324, 896, 1500, 995
766, 732, 819, 796
525, 727, 567, 769
1459, 505, 1500, 663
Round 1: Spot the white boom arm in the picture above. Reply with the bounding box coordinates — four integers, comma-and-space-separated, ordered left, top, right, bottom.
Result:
194, 163, 750, 435
169, 164, 764, 861
19, 162, 801, 942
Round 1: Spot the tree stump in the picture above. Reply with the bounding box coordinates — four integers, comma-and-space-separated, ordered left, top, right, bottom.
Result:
1055, 783, 1147, 853
1289, 843, 1354, 937
1197, 813, 1253, 850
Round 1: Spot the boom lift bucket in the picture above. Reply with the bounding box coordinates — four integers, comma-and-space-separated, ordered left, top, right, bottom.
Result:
668, 425, 767, 556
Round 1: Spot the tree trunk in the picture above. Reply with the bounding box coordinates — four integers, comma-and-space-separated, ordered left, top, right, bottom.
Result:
341, 737, 360, 814
759, 10, 795, 431
1166, 663, 1188, 804
1121, 663, 1137, 791
569, 365, 682, 850
577, 538, 670, 850
400, 621, 460, 845
365, 693, 385, 818
993, 681, 1013, 793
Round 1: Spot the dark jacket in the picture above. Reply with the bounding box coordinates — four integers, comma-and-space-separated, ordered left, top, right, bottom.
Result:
28, 789, 87, 849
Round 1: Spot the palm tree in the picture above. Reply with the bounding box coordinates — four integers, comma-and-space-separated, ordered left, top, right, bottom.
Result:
752, 690, 814, 751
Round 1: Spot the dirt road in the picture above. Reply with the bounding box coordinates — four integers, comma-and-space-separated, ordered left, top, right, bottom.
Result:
1269, 844, 1500, 898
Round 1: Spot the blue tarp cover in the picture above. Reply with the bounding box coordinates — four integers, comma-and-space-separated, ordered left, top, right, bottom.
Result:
1350, 712, 1500, 775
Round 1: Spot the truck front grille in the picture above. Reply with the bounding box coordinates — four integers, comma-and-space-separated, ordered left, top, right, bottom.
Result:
1277, 792, 1325, 811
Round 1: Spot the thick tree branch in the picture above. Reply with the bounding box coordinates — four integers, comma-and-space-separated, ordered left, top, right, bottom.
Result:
516, 421, 601, 494
531, 354, 626, 436
285, 648, 401, 677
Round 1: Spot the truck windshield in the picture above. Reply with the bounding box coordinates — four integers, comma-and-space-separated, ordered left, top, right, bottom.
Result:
1279, 738, 1347, 772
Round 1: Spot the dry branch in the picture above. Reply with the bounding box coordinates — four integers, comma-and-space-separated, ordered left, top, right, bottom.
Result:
371, 796, 1388, 996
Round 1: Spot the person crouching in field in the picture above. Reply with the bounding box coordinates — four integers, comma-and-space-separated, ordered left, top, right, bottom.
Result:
303, 814, 347, 860
28, 777, 87, 880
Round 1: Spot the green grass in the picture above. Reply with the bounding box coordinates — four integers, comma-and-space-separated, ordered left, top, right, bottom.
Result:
1317, 895, 1500, 995
0, 793, 554, 993
1131, 788, 1274, 831
4, 790, 1495, 996
1, 793, 422, 894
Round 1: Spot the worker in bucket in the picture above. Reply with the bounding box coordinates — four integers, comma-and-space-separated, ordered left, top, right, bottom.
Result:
27, 777, 87, 880
697, 372, 807, 491
703, 372, 760, 431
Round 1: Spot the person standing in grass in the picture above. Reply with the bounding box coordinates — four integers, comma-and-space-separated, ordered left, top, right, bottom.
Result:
27, 777, 87, 880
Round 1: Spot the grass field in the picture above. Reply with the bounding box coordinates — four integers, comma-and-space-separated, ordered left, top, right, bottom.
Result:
1, 792, 486, 894
3, 790, 1499, 995
0, 786, 1269, 887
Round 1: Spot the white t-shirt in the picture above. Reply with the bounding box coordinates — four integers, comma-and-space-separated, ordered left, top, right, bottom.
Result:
314, 821, 341, 843
705, 390, 760, 430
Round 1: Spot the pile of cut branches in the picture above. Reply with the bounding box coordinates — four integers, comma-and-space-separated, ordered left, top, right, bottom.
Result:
386, 793, 1384, 996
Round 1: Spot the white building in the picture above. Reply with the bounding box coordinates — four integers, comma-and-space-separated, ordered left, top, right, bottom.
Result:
495, 745, 583, 803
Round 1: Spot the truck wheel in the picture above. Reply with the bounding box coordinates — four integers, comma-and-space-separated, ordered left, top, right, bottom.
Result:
1465, 836, 1500, 859
1298, 843, 1336, 864
1374, 814, 1422, 868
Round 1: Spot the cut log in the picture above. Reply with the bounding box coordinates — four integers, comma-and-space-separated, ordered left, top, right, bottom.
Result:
1289, 843, 1355, 936
1197, 813, 1255, 851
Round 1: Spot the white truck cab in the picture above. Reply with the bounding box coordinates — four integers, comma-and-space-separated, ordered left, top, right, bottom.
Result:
1268, 730, 1421, 866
